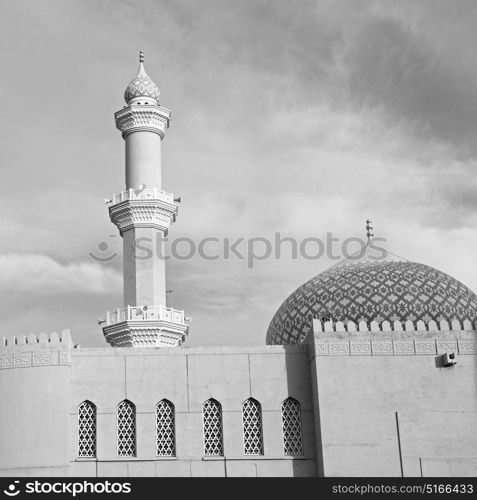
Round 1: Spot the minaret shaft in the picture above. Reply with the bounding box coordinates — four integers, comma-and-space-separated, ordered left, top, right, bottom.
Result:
123, 226, 166, 308
125, 131, 162, 190
123, 128, 165, 309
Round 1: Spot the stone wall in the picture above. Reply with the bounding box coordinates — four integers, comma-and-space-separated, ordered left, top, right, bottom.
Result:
0, 330, 72, 476
2, 322, 477, 477
68, 344, 317, 477
307, 322, 477, 477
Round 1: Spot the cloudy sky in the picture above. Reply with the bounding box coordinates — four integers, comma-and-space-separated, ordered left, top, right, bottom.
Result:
1, 0, 477, 347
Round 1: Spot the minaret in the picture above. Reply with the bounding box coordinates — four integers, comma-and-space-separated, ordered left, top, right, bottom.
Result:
102, 51, 190, 347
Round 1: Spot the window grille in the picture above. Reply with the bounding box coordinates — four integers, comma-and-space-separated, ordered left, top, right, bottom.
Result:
203, 399, 223, 456
242, 398, 263, 455
78, 401, 96, 457
156, 400, 175, 456
117, 400, 136, 457
282, 397, 304, 455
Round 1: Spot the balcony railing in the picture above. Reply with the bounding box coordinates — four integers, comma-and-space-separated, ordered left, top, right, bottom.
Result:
106, 305, 188, 326
112, 188, 174, 205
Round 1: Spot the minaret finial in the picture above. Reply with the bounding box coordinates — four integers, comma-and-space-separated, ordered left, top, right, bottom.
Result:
123, 50, 160, 104
366, 219, 374, 241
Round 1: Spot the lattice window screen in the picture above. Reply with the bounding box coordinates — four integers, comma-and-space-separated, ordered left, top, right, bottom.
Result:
117, 400, 136, 457
281, 397, 304, 455
156, 400, 175, 456
242, 398, 263, 455
78, 401, 96, 457
203, 399, 223, 456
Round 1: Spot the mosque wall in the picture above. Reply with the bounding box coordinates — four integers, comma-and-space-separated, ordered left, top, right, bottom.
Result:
397, 409, 477, 476
68, 344, 317, 477
307, 327, 477, 477
0, 331, 72, 476
2, 325, 477, 477
0, 335, 318, 477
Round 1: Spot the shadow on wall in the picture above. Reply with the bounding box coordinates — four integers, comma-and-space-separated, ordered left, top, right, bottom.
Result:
284, 342, 322, 477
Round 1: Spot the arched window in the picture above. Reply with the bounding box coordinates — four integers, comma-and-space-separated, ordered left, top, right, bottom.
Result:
156, 399, 175, 456
117, 400, 136, 457
203, 399, 223, 456
242, 398, 263, 455
281, 397, 304, 455
78, 400, 96, 458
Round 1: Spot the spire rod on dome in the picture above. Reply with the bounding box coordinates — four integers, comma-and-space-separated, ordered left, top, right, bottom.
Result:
139, 50, 144, 63
366, 219, 374, 242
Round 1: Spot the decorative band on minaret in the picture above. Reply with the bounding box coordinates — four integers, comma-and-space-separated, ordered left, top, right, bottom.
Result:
102, 52, 190, 348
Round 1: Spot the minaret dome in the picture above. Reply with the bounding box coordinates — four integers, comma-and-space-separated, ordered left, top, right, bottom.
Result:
124, 51, 161, 105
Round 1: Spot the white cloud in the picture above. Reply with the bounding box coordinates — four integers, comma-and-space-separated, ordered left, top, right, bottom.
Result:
1, 1, 477, 346
0, 254, 121, 295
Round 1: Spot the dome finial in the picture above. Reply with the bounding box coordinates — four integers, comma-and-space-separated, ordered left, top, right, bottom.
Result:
139, 50, 144, 63
366, 219, 374, 241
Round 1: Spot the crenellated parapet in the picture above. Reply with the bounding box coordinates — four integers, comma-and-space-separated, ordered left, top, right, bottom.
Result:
312, 318, 477, 335
306, 318, 477, 357
1, 329, 73, 349
0, 329, 73, 370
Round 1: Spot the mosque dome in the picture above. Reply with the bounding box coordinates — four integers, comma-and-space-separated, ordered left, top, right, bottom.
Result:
124, 51, 160, 105
266, 247, 477, 345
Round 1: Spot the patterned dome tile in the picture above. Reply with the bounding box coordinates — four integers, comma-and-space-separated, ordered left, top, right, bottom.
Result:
266, 261, 477, 345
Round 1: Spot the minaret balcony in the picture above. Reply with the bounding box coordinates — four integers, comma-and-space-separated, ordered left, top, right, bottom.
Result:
102, 305, 191, 347
106, 305, 187, 325
115, 104, 171, 138
108, 188, 178, 235
112, 188, 175, 204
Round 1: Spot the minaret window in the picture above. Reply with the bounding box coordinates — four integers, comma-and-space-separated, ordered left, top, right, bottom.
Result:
78, 401, 96, 458
203, 399, 223, 456
242, 398, 263, 455
156, 400, 175, 456
281, 397, 304, 456
117, 400, 136, 457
